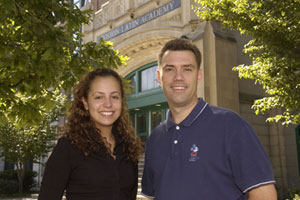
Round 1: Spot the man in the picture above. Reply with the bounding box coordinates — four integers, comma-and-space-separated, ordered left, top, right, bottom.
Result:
141, 38, 277, 200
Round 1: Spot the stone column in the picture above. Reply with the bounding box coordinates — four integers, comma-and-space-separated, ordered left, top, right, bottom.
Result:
268, 109, 288, 198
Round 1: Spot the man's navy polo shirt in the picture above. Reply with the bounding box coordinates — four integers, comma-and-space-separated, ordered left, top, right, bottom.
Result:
142, 98, 275, 200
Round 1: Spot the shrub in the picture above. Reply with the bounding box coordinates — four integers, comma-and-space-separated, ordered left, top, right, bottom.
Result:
287, 194, 300, 200
0, 170, 37, 193
23, 170, 37, 191
0, 179, 19, 194
286, 187, 300, 200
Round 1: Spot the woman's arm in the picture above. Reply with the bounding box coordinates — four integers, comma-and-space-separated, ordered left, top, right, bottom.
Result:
130, 163, 138, 200
38, 138, 72, 200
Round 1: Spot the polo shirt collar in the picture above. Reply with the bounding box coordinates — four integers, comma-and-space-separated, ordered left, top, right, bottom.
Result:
165, 98, 208, 131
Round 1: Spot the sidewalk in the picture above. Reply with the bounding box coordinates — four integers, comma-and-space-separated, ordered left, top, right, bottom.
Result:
0, 198, 34, 200
0, 194, 148, 200
0, 194, 38, 200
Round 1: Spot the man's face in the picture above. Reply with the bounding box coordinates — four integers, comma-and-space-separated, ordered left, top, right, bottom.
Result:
157, 50, 202, 109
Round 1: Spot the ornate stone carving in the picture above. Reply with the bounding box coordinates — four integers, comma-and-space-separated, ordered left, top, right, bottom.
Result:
102, 3, 109, 23
93, 2, 110, 29
168, 14, 181, 23
135, 0, 150, 7
120, 37, 170, 57
113, 0, 125, 18
94, 12, 104, 29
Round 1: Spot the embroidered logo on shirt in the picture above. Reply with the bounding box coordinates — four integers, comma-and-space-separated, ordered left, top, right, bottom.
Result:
189, 144, 199, 162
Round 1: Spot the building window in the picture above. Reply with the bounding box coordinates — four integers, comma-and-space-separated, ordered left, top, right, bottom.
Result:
128, 74, 137, 94
4, 160, 14, 170
4, 160, 33, 171
140, 66, 159, 92
126, 62, 160, 95
72, 0, 85, 8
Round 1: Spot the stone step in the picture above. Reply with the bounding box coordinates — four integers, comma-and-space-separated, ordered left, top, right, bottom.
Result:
136, 194, 152, 200
29, 194, 150, 200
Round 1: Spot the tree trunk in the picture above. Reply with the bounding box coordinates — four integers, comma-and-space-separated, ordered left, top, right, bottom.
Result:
16, 161, 25, 193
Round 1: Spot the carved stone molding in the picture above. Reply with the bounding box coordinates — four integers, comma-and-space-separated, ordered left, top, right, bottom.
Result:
94, 12, 104, 29
168, 14, 181, 23
157, 13, 182, 27
119, 37, 171, 58
113, 0, 125, 18
135, 0, 150, 7
92, 1, 110, 29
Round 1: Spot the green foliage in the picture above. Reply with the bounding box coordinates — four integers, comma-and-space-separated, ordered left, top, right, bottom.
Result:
287, 186, 300, 200
0, 170, 37, 193
0, 94, 65, 193
0, 0, 127, 126
0, 123, 57, 166
286, 194, 300, 200
193, 0, 300, 125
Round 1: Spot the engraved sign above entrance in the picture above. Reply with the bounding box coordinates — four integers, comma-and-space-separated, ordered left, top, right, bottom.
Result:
98, 0, 181, 41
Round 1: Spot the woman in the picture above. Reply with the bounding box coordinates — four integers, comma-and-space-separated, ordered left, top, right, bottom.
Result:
38, 68, 143, 200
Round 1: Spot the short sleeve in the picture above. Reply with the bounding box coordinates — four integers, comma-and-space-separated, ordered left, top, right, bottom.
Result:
228, 117, 275, 193
38, 138, 72, 200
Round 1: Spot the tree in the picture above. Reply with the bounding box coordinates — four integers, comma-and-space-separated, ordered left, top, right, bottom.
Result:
0, 0, 127, 126
193, 0, 300, 125
0, 94, 65, 193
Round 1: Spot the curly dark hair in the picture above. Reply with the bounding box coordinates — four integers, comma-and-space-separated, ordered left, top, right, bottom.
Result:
158, 38, 202, 69
63, 67, 143, 163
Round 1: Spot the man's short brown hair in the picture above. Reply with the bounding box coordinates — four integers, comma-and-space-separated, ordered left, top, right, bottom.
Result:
158, 38, 202, 69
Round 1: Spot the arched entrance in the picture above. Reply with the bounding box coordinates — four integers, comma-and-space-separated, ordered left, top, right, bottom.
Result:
125, 62, 168, 143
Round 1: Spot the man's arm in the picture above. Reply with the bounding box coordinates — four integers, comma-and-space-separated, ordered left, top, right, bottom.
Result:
247, 184, 277, 200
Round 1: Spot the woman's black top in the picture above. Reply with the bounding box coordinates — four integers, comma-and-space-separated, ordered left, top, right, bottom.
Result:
38, 133, 138, 200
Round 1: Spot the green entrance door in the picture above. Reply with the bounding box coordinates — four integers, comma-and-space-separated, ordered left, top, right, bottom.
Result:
130, 104, 168, 144
151, 110, 163, 130
136, 112, 147, 142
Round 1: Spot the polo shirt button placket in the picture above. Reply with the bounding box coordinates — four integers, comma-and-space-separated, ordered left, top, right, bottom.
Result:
172, 125, 180, 158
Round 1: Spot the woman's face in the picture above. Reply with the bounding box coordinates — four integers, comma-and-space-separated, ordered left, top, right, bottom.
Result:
82, 76, 122, 131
